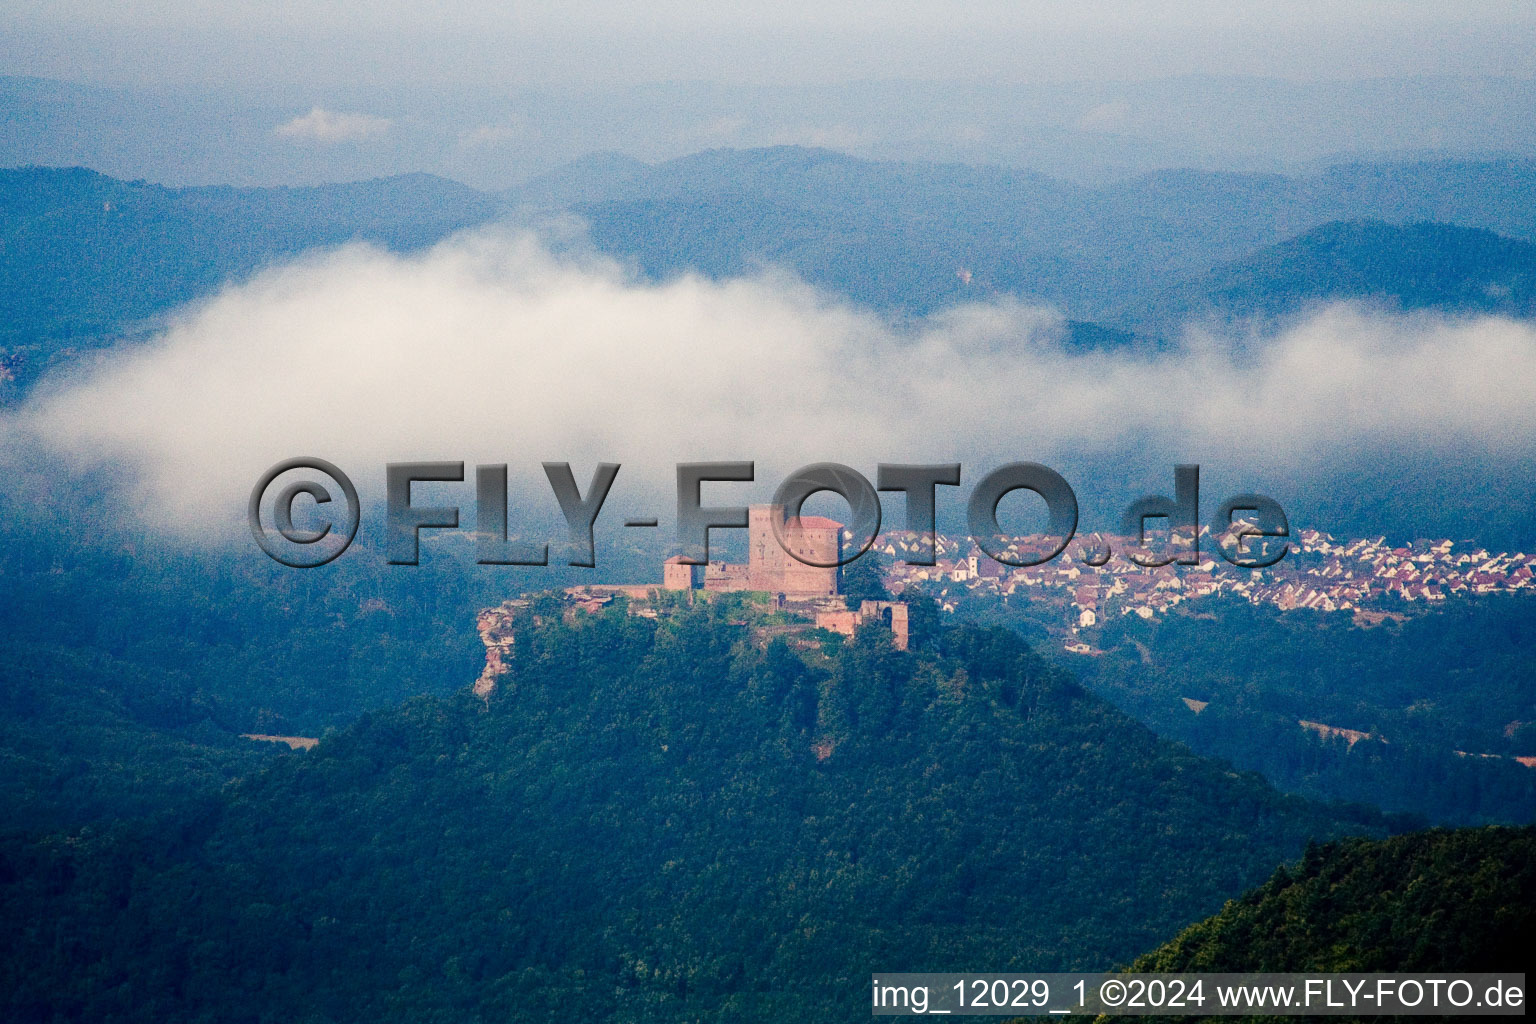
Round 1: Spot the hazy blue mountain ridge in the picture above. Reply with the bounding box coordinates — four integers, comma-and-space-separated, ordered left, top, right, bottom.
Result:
1126, 219, 1536, 331
0, 166, 498, 385
7, 151, 1536, 389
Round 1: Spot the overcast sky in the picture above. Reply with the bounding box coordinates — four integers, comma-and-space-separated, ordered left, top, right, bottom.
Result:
4, 1, 1535, 90
3, 3, 1534, 186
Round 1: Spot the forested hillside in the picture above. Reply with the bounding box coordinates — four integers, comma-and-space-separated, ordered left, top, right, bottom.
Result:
960, 590, 1536, 826
1131, 826, 1534, 972
0, 604, 1385, 1022
1043, 828, 1536, 1024
0, 499, 494, 830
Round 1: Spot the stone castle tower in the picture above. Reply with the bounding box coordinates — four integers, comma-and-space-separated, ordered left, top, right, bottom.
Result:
663, 505, 841, 598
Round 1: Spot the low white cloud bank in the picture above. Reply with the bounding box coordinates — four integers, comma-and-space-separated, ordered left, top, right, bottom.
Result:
274, 106, 392, 143
9, 229, 1536, 540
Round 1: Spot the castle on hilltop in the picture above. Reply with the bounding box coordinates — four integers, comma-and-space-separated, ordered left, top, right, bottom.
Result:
664, 505, 841, 598
471, 509, 911, 700
662, 504, 908, 648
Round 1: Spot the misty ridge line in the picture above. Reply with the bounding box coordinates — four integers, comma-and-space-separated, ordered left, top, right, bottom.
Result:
5, 226, 1536, 542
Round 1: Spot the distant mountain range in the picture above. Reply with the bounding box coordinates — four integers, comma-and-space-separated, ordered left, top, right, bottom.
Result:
0, 166, 495, 355
536, 149, 1536, 323
7, 74, 1536, 189
4, 151, 1535, 391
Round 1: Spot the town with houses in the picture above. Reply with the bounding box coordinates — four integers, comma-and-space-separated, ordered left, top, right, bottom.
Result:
876, 526, 1536, 646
